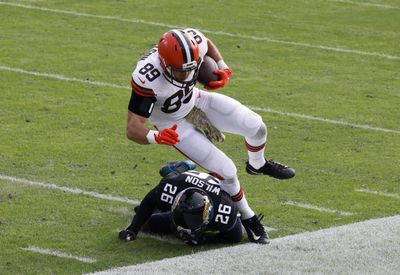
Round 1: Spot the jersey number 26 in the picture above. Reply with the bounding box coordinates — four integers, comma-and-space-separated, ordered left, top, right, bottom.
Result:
215, 204, 231, 224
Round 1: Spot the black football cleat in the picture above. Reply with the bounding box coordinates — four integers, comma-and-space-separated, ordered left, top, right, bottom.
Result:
246, 159, 295, 179
241, 214, 269, 245
119, 229, 136, 241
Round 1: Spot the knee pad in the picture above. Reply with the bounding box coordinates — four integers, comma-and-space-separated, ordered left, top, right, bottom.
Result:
251, 121, 267, 140
235, 110, 264, 137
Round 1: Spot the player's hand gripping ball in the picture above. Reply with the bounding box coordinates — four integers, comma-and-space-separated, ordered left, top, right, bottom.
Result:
197, 56, 219, 87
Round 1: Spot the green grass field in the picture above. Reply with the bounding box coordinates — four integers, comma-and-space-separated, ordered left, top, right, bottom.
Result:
1, 0, 399, 274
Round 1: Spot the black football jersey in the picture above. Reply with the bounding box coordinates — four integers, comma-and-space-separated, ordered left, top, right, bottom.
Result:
130, 171, 238, 234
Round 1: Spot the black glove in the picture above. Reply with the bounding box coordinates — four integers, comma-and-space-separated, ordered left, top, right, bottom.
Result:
176, 226, 205, 246
119, 229, 136, 241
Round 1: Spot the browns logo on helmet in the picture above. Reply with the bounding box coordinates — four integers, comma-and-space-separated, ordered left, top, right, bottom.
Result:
158, 30, 201, 87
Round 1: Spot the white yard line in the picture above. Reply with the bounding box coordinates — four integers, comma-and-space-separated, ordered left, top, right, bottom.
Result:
0, 66, 126, 89
1, 1, 399, 60
328, 0, 399, 9
202, 31, 400, 60
21, 245, 97, 263
281, 200, 354, 216
2, 65, 399, 135
139, 232, 185, 246
264, 226, 277, 232
249, 106, 400, 134
20, 0, 44, 2
356, 188, 400, 199
112, 229, 186, 246
0, 174, 140, 205
88, 215, 400, 274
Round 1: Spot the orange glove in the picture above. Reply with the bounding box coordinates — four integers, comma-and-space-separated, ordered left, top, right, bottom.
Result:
154, 124, 180, 146
205, 68, 232, 90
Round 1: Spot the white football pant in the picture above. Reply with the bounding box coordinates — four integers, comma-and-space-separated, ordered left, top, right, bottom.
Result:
170, 89, 267, 220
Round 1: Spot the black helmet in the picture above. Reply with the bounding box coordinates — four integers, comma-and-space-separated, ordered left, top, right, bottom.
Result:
171, 188, 212, 232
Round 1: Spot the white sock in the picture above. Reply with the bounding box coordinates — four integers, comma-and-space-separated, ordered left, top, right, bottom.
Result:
234, 195, 255, 220
245, 123, 267, 169
221, 177, 255, 220
245, 140, 266, 169
248, 152, 266, 169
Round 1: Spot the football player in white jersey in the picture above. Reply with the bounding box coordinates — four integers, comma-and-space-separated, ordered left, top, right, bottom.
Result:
126, 28, 295, 242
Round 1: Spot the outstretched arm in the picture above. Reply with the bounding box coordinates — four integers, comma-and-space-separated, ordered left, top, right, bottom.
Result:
126, 111, 151, 144
126, 111, 180, 146
119, 186, 161, 241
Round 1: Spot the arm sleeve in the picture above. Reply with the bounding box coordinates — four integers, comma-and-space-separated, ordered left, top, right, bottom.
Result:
128, 91, 156, 118
128, 78, 157, 118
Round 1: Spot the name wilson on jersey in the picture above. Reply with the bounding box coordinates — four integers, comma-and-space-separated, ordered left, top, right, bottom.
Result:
184, 175, 221, 195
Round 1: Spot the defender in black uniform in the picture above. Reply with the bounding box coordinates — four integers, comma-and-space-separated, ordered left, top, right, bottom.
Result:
119, 161, 268, 245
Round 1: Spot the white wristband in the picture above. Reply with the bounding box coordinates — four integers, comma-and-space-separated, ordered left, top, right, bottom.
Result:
146, 130, 159, 144
217, 59, 228, 70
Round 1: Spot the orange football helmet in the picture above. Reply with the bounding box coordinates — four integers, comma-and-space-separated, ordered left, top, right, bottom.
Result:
158, 30, 201, 87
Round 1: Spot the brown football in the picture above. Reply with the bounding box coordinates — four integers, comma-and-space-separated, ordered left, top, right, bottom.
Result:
197, 56, 219, 85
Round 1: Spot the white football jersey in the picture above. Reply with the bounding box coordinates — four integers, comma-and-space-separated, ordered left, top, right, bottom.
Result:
130, 28, 208, 127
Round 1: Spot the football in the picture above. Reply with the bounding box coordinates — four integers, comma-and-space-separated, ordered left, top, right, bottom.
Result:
197, 56, 219, 85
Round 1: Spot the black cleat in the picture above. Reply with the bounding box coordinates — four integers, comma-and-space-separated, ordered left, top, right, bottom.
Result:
246, 159, 295, 179
241, 214, 269, 245
119, 229, 136, 241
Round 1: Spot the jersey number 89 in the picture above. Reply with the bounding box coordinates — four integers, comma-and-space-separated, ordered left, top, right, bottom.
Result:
139, 63, 160, 82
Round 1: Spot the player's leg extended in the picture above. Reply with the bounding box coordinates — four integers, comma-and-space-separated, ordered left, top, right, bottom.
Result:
196, 90, 295, 179
173, 120, 255, 220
